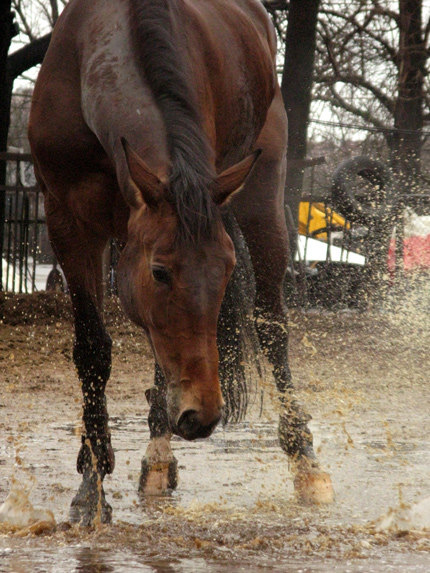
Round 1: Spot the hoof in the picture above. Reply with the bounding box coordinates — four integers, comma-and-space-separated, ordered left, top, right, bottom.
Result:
69, 473, 112, 526
294, 469, 334, 505
138, 457, 178, 496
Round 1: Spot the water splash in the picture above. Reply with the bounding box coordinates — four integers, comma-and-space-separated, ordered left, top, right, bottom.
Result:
375, 496, 430, 532
0, 476, 56, 534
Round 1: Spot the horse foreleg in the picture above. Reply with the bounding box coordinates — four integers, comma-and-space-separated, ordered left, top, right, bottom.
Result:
46, 206, 114, 525
139, 365, 178, 496
70, 287, 114, 525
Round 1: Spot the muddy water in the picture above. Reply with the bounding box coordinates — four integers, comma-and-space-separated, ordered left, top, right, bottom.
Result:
0, 286, 429, 571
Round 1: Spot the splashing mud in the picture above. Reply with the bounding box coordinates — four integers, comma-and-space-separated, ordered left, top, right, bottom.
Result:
376, 496, 430, 533
0, 285, 429, 571
0, 477, 55, 534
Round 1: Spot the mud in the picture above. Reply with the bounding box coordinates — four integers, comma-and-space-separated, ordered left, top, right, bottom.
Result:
0, 285, 429, 571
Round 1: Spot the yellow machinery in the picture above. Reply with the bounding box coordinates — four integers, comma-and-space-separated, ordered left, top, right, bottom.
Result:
298, 202, 350, 240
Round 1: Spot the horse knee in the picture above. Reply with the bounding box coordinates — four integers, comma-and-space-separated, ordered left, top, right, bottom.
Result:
77, 434, 115, 476
73, 333, 112, 385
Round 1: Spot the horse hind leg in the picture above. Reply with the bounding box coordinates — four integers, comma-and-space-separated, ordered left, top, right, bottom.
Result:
241, 215, 333, 504
139, 365, 178, 496
254, 290, 334, 503
233, 140, 334, 504
45, 196, 114, 525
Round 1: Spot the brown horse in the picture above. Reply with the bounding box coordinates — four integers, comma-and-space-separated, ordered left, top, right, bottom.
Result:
29, 0, 333, 525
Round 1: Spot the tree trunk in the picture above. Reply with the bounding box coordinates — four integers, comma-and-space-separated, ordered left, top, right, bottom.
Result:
281, 0, 321, 254
389, 0, 425, 200
0, 0, 16, 290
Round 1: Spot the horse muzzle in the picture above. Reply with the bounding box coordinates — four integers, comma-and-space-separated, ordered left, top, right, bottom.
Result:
165, 371, 224, 440
173, 408, 222, 441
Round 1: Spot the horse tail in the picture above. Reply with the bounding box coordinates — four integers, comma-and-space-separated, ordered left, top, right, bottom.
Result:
218, 210, 264, 423
128, 0, 215, 240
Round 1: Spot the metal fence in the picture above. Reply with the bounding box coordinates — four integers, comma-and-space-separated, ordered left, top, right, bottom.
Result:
0, 152, 52, 293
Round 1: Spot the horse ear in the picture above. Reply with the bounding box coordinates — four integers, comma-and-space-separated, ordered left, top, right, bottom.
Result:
212, 150, 262, 206
121, 138, 166, 209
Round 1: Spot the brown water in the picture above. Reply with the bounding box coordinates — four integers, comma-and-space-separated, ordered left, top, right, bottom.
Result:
0, 285, 429, 571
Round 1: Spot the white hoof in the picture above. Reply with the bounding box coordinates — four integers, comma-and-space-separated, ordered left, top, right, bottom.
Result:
138, 436, 178, 496
294, 469, 334, 505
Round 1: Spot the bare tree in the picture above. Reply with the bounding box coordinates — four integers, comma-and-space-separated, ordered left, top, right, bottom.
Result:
1, 0, 64, 154
12, 0, 62, 41
1, 0, 63, 289
314, 0, 429, 196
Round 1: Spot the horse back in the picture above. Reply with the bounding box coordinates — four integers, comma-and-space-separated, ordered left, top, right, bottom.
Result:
30, 0, 278, 190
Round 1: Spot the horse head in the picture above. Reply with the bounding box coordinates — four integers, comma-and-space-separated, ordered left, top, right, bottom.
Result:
117, 139, 259, 440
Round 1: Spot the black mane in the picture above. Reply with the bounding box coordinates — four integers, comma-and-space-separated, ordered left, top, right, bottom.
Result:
129, 0, 217, 241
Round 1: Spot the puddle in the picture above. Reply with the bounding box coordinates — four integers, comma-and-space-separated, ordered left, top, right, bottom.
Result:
1, 548, 430, 572
0, 418, 428, 571
1, 285, 429, 571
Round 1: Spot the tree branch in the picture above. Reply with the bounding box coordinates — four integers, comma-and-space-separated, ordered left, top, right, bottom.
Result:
315, 71, 395, 115
12, 0, 36, 42
319, 7, 399, 66
262, 0, 289, 12
50, 0, 59, 23
7, 33, 51, 79
424, 16, 430, 48
316, 86, 388, 131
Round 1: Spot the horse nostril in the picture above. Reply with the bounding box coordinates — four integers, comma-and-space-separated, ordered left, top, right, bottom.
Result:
177, 409, 199, 438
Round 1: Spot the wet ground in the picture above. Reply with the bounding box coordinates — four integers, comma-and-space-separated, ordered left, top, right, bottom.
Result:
0, 286, 429, 571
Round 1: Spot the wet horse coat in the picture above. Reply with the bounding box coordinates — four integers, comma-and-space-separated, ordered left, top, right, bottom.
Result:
29, 0, 333, 524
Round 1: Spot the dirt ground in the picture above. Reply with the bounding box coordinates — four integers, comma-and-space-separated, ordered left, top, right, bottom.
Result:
0, 286, 429, 572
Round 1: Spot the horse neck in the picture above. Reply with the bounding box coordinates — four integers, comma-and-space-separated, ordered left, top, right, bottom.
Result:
129, 0, 216, 241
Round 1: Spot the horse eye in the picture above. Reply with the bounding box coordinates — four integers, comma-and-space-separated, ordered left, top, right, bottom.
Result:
152, 266, 171, 285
